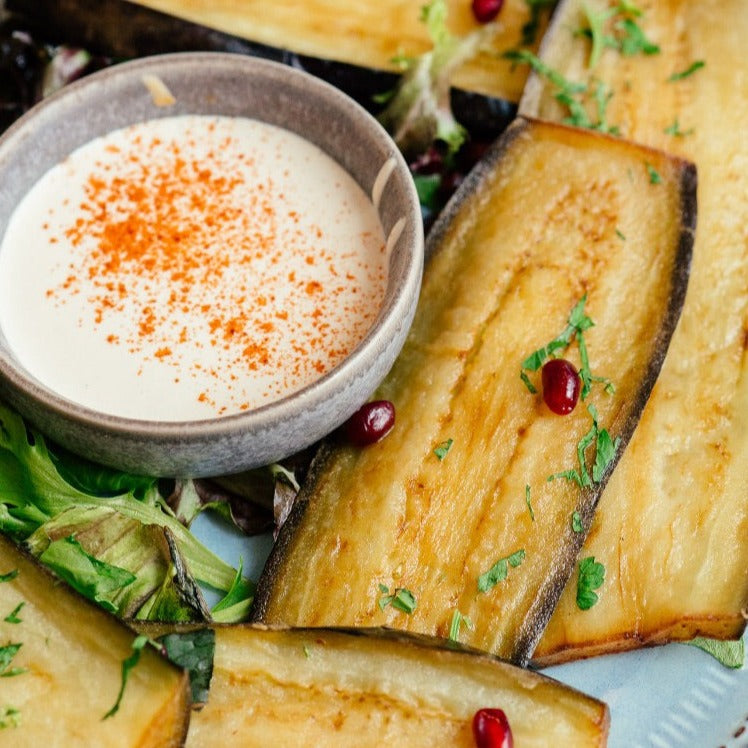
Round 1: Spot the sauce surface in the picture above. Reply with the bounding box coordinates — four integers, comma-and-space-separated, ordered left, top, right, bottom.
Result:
0, 116, 387, 420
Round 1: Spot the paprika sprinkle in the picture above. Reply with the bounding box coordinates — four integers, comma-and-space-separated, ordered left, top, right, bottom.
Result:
0, 116, 388, 420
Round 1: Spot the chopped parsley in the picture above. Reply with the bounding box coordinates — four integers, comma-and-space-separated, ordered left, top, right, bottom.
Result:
0, 705, 20, 729
548, 404, 620, 488
378, 585, 417, 614
520, 0, 555, 46
505, 50, 620, 134
433, 438, 454, 461
571, 511, 584, 533
577, 2, 659, 68
448, 609, 474, 642
663, 118, 694, 137
413, 173, 442, 212
615, 228, 626, 240
477, 549, 525, 593
520, 370, 538, 394
520, 295, 614, 400
576, 556, 605, 610
302, 644, 312, 659
668, 60, 705, 82
617, 17, 660, 56
104, 635, 152, 719
645, 162, 662, 184
3, 603, 23, 625
0, 570, 18, 584
0, 643, 26, 678
525, 484, 535, 521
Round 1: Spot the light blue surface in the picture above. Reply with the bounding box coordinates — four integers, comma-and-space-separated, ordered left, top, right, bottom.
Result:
192, 511, 747, 747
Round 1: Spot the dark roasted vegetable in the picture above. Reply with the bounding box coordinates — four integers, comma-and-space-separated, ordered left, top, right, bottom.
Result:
6, 0, 528, 139
252, 116, 695, 665
177, 625, 609, 746
0, 532, 190, 745
518, 0, 748, 665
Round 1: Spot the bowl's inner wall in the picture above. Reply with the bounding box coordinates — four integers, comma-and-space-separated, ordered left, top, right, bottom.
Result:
0, 53, 416, 384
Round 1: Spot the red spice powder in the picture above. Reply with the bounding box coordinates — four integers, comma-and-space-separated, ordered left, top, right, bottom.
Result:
46, 118, 386, 415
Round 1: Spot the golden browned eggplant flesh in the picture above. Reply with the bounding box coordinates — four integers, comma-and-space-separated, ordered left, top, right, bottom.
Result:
185, 625, 609, 747
519, 0, 748, 664
0, 533, 190, 747
253, 116, 695, 665
132, 0, 543, 100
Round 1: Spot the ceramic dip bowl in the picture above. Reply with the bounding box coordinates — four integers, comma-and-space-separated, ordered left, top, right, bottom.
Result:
0, 52, 423, 477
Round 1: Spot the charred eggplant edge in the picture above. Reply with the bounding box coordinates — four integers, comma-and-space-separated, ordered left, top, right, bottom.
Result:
252, 117, 696, 667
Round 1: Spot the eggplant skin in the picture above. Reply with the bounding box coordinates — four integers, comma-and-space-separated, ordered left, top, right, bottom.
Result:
177, 624, 610, 747
520, 0, 748, 663
8, 0, 517, 140
253, 116, 695, 666
0, 533, 191, 747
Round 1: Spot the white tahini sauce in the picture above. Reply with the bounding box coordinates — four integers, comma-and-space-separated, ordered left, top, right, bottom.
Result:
0, 116, 387, 420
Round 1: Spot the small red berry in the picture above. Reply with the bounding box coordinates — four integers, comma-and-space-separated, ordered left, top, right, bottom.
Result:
471, 0, 504, 24
344, 400, 395, 446
472, 708, 514, 748
541, 358, 581, 415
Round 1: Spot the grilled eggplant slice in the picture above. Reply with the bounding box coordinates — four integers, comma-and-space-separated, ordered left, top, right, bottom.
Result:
519, 0, 748, 664
183, 625, 609, 746
8, 0, 533, 138
0, 533, 190, 746
253, 117, 695, 665
128, 0, 544, 101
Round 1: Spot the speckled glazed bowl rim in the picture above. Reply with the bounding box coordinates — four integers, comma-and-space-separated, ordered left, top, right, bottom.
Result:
0, 52, 423, 476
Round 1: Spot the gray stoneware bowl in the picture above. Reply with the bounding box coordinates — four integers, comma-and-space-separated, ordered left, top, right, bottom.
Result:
0, 53, 423, 477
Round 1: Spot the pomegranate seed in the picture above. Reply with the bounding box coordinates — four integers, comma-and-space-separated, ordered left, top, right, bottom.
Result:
541, 358, 581, 415
344, 400, 395, 446
472, 708, 513, 748
471, 0, 504, 24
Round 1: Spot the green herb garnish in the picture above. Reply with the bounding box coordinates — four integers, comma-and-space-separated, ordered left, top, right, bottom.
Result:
520, 370, 538, 394
520, 0, 555, 47
211, 557, 254, 623
617, 17, 659, 56
477, 549, 526, 593
505, 50, 619, 134
378, 585, 417, 614
578, 2, 658, 67
0, 705, 20, 729
0, 402, 249, 622
686, 637, 744, 669
521, 295, 615, 401
159, 629, 215, 705
413, 173, 442, 212
521, 295, 593, 373
592, 426, 620, 482
104, 635, 151, 719
663, 118, 694, 137
434, 438, 454, 461
645, 162, 662, 184
448, 609, 474, 642
548, 404, 620, 488
0, 571, 18, 584
571, 511, 584, 533
3, 603, 23, 625
39, 535, 136, 614
615, 228, 626, 240
525, 484, 535, 521
576, 556, 605, 610
0, 643, 26, 678
668, 60, 705, 81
